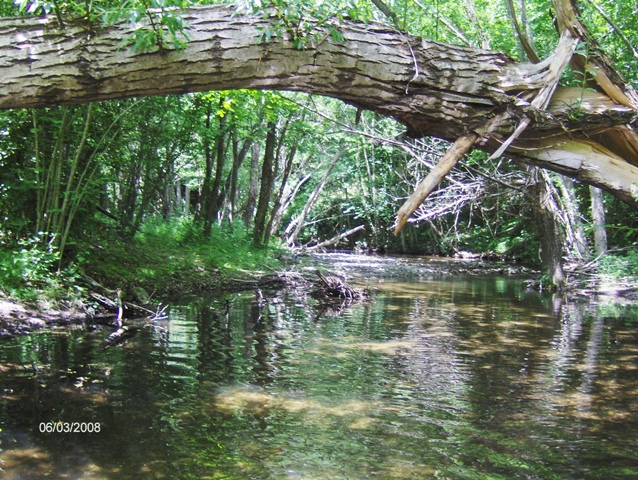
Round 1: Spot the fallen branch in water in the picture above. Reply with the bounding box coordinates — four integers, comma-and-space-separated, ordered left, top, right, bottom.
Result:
314, 269, 370, 300
101, 325, 139, 348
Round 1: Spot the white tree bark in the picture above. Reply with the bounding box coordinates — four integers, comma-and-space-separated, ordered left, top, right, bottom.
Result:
0, 3, 637, 206
589, 186, 607, 256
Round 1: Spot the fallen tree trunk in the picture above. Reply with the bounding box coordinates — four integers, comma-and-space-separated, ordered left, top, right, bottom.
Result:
0, 1, 637, 209
305, 224, 366, 251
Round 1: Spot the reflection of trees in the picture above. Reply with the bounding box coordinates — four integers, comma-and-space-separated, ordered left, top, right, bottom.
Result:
2, 280, 638, 478
1, 328, 173, 477
393, 279, 638, 475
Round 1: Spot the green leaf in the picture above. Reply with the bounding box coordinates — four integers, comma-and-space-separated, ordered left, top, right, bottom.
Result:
330, 27, 344, 43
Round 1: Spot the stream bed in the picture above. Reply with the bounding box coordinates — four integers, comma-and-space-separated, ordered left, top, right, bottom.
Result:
1, 254, 638, 479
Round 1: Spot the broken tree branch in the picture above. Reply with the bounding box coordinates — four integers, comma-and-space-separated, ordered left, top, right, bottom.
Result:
487, 30, 580, 161
394, 133, 479, 234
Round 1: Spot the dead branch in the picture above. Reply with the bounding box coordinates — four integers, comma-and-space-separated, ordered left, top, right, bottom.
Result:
304, 225, 366, 252
314, 270, 369, 300
395, 133, 479, 234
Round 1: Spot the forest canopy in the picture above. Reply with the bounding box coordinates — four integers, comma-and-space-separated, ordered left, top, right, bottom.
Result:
0, 0, 637, 297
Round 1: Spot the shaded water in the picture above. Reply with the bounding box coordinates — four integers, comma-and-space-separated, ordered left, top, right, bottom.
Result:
1, 262, 638, 478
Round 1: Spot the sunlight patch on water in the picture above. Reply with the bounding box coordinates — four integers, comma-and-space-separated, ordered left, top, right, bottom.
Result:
0, 445, 107, 480
336, 339, 418, 355
213, 385, 382, 424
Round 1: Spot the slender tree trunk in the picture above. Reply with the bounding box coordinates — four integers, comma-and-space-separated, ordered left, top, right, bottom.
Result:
33, 111, 43, 234
243, 141, 261, 225
199, 102, 213, 225
555, 174, 588, 259
590, 186, 608, 256
253, 122, 278, 247
278, 172, 313, 235
131, 159, 157, 237
267, 141, 298, 239
288, 148, 346, 246
228, 135, 251, 223
184, 187, 191, 216
40, 107, 73, 238
203, 127, 226, 235
174, 179, 182, 216
56, 103, 94, 258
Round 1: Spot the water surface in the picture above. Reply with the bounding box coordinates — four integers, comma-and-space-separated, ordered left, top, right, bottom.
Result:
1, 266, 638, 479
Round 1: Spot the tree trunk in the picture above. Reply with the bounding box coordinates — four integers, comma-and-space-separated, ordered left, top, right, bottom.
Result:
253, 122, 278, 247
199, 102, 213, 225
287, 148, 346, 246
242, 141, 261, 225
589, 186, 608, 256
555, 174, 588, 259
228, 135, 251, 223
203, 103, 226, 236
1, 2, 637, 207
531, 169, 567, 288
266, 140, 297, 239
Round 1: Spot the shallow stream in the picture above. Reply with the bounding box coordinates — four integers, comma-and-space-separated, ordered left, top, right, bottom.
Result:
1, 254, 638, 479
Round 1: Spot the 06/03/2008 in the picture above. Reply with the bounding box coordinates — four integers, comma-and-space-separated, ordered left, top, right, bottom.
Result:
39, 422, 101, 433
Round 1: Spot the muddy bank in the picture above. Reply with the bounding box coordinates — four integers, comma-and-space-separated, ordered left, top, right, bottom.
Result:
0, 298, 87, 338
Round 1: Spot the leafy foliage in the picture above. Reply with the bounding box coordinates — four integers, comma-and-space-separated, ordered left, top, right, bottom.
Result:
0, 235, 83, 303
81, 215, 283, 295
599, 250, 638, 281
103, 0, 191, 52
2, 0, 638, 295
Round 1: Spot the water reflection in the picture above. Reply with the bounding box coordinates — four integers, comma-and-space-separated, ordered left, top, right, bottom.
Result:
1, 274, 637, 479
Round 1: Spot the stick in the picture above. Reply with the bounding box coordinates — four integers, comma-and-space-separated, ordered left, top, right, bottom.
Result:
115, 288, 123, 328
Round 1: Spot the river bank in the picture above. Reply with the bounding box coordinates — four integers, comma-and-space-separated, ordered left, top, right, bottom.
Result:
2, 249, 637, 339
0, 251, 532, 339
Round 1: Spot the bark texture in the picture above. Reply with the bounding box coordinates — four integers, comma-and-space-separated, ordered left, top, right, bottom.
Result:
0, 3, 637, 206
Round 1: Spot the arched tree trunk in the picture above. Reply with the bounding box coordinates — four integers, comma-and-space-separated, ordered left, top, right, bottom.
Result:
0, 0, 637, 213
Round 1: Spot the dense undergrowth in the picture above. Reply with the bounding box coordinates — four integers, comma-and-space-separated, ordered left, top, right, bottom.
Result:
0, 217, 285, 308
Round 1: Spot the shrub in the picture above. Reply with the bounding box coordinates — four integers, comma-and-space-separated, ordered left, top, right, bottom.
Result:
0, 235, 82, 303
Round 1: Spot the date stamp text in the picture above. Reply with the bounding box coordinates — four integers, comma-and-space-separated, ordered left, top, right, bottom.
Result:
39, 421, 101, 433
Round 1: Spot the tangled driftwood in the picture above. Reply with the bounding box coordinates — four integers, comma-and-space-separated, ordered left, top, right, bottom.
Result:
314, 270, 369, 300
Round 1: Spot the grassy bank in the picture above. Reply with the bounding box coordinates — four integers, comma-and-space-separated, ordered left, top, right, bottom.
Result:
1, 216, 637, 319
0, 217, 285, 311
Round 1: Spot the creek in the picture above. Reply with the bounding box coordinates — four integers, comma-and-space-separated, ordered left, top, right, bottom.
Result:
1, 253, 637, 479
